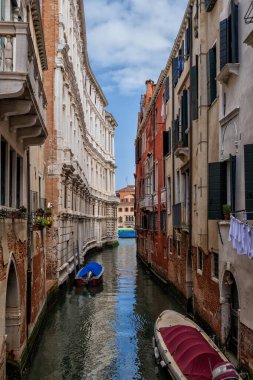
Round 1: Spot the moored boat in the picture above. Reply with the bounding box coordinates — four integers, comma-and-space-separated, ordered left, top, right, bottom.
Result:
153, 310, 242, 380
118, 228, 136, 238
75, 262, 104, 287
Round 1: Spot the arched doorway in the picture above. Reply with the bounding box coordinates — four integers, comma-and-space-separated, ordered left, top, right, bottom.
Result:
221, 271, 239, 356
5, 261, 20, 371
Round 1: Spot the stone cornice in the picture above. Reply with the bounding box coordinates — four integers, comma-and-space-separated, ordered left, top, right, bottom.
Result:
78, 0, 108, 107
30, 0, 47, 70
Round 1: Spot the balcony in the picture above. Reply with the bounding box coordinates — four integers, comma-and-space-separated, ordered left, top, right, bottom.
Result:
161, 187, 166, 205
217, 63, 240, 85
139, 195, 152, 210
173, 203, 182, 227
0, 21, 47, 146
182, 201, 190, 230
173, 122, 189, 161
205, 0, 217, 12
153, 193, 158, 207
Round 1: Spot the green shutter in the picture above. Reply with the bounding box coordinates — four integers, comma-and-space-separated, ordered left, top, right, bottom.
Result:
163, 131, 169, 156
181, 90, 188, 147
208, 162, 227, 219
230, 154, 236, 212
231, 2, 239, 63
220, 19, 228, 70
244, 145, 253, 212
165, 77, 170, 103
208, 46, 217, 104
190, 65, 198, 121
172, 57, 178, 87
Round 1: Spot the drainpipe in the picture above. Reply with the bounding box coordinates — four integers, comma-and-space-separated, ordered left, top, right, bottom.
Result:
188, 5, 193, 311
26, 147, 32, 333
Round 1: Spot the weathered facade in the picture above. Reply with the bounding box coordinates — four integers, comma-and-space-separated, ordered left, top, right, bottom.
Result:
0, 0, 48, 377
135, 0, 253, 373
116, 185, 135, 229
42, 0, 118, 285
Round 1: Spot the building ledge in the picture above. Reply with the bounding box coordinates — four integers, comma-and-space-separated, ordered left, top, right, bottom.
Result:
217, 63, 240, 85
244, 29, 253, 48
175, 146, 189, 161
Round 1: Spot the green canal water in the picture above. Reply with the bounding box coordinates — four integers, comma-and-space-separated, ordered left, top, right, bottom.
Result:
27, 239, 183, 380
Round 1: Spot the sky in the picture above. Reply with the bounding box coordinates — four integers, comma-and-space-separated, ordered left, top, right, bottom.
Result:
85, 0, 188, 190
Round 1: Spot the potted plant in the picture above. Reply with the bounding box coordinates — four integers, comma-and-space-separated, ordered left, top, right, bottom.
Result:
222, 204, 231, 220
44, 207, 52, 217
36, 208, 44, 217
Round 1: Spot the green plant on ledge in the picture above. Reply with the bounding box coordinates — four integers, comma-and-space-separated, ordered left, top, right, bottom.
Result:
33, 217, 52, 229
222, 204, 232, 220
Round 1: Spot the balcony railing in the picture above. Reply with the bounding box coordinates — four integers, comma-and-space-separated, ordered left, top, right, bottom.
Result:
173, 203, 182, 226
0, 22, 47, 146
205, 0, 217, 12
161, 187, 166, 204
153, 193, 158, 207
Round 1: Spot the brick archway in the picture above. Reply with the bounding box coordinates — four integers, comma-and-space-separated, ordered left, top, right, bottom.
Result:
5, 259, 21, 371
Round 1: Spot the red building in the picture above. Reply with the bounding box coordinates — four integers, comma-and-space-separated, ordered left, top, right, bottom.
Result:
135, 77, 168, 280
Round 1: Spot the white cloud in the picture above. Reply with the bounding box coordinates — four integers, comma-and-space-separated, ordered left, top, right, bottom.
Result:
84, 0, 188, 94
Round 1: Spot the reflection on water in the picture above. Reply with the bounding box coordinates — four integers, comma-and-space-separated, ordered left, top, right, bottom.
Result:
27, 239, 182, 380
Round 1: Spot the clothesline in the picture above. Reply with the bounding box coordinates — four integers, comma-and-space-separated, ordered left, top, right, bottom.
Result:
228, 215, 253, 258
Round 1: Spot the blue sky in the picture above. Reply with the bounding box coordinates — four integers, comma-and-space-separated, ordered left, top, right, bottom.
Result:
85, 0, 188, 189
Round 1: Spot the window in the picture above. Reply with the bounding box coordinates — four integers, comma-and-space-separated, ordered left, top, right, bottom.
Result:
155, 161, 158, 192
205, 0, 217, 12
119, 208, 122, 212
165, 76, 169, 102
16, 155, 21, 208
220, 1, 239, 70
172, 57, 179, 87
208, 44, 217, 104
169, 237, 173, 254
164, 247, 167, 259
208, 157, 236, 219
155, 107, 158, 134
1, 138, 7, 205
131, 207, 134, 212
160, 211, 166, 233
212, 252, 219, 279
177, 240, 181, 256
118, 216, 123, 223
167, 177, 171, 213
176, 171, 180, 204
197, 248, 203, 272
125, 208, 129, 212
190, 58, 198, 121
244, 145, 253, 212
9, 148, 14, 207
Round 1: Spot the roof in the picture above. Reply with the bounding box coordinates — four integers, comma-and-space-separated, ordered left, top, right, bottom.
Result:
116, 185, 135, 193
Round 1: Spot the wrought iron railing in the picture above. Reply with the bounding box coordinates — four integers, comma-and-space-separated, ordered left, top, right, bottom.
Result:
245, 2, 253, 24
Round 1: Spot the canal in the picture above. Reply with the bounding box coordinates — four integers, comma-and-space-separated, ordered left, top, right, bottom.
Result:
27, 239, 183, 380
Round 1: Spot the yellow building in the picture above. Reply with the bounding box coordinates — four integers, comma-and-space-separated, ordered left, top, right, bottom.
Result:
116, 186, 135, 228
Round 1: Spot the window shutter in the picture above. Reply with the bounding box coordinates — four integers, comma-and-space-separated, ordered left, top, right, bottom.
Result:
185, 28, 190, 57
231, 2, 239, 63
165, 77, 169, 103
208, 46, 217, 104
172, 57, 178, 87
220, 19, 228, 70
190, 65, 198, 121
181, 90, 188, 147
208, 162, 227, 219
244, 144, 253, 212
163, 131, 169, 156
168, 128, 171, 155
135, 138, 139, 164
230, 154, 236, 212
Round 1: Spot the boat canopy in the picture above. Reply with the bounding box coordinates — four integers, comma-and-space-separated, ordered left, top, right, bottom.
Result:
77, 262, 102, 278
159, 325, 227, 380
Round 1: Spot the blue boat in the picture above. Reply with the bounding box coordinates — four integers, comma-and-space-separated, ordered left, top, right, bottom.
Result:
118, 228, 136, 238
75, 262, 104, 286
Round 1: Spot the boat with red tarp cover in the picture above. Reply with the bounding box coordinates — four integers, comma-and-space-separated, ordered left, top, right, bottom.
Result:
153, 310, 242, 380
